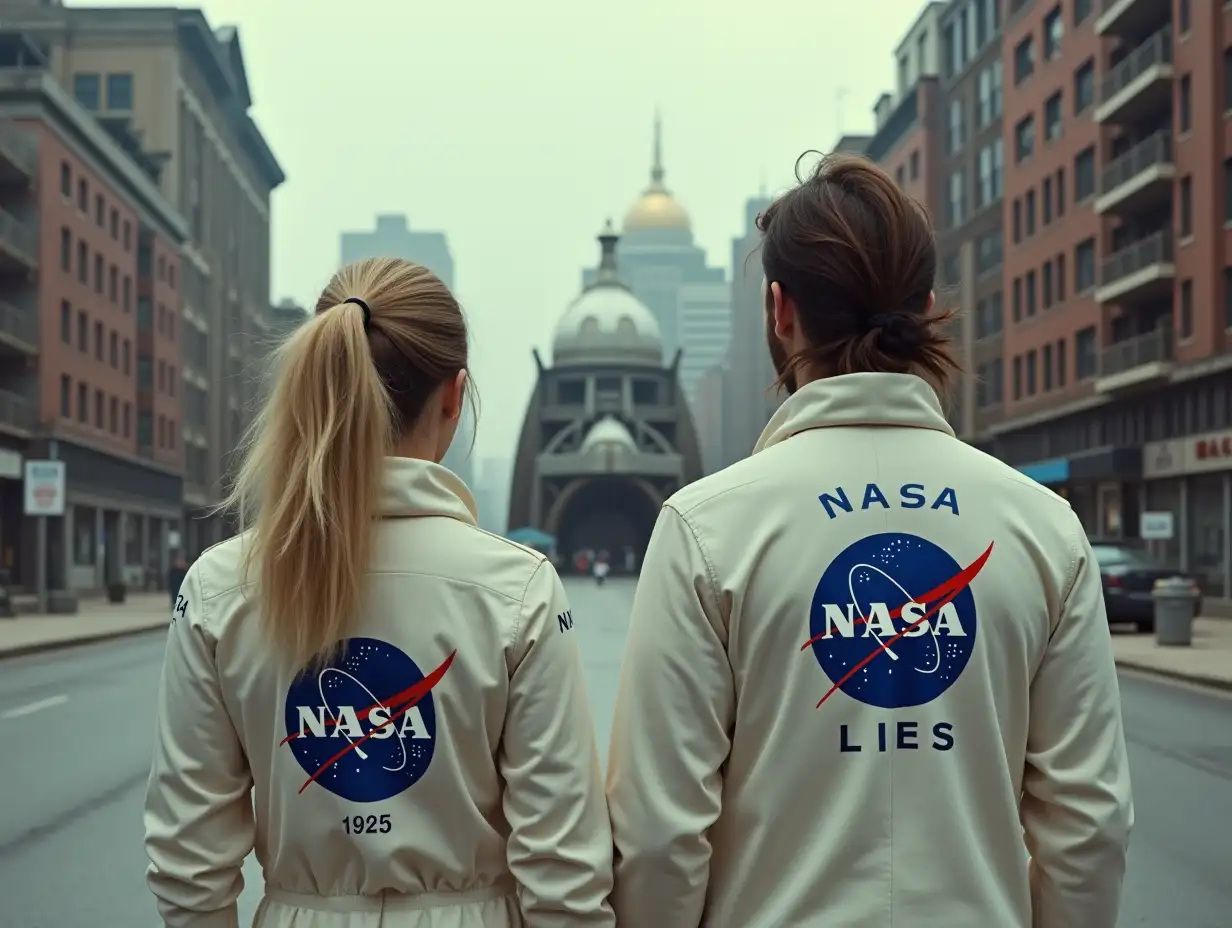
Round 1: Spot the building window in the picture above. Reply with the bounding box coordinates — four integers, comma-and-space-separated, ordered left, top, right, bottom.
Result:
109, 396, 118, 434
1043, 176, 1053, 224
1057, 338, 1068, 386
1056, 167, 1066, 216
1056, 253, 1067, 301
72, 73, 100, 110
1225, 269, 1232, 328
1043, 342, 1054, 391
94, 253, 104, 293
896, 165, 905, 188
1180, 279, 1194, 340
1025, 270, 1037, 316
1074, 59, 1095, 114
1075, 237, 1096, 291
109, 331, 118, 367
1180, 74, 1192, 134
123, 338, 131, 375
123, 275, 131, 311
1074, 146, 1096, 201
105, 73, 133, 111
948, 170, 966, 228
1180, 176, 1193, 237
109, 265, 118, 303
60, 300, 71, 343
1013, 355, 1022, 400
124, 403, 131, 438
123, 221, 131, 251
1012, 276, 1023, 322
95, 389, 104, 429
978, 144, 995, 207
94, 321, 103, 361
1015, 115, 1035, 163
60, 228, 71, 271
1025, 189, 1036, 236
1073, 0, 1091, 24
948, 99, 965, 154
77, 241, 87, 283
1043, 6, 1063, 60
60, 161, 71, 197
95, 194, 104, 227
1014, 36, 1034, 84
60, 375, 71, 418
1026, 350, 1038, 395
1044, 91, 1063, 141
1012, 198, 1022, 243
77, 178, 87, 213
1043, 260, 1054, 309
109, 207, 119, 239
910, 150, 919, 180
77, 382, 87, 422
76, 311, 87, 352
1075, 326, 1097, 379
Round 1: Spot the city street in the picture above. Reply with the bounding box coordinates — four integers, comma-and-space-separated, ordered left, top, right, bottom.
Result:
0, 578, 1229, 927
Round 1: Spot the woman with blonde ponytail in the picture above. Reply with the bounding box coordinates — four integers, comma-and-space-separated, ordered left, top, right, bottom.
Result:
144, 257, 615, 927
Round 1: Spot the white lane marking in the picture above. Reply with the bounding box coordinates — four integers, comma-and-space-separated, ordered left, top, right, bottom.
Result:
1, 694, 69, 719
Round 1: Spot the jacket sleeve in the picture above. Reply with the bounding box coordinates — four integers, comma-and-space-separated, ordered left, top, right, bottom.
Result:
500, 559, 615, 927
144, 563, 254, 928
606, 504, 734, 927
1021, 520, 1133, 928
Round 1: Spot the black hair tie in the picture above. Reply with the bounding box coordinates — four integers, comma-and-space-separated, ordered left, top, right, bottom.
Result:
867, 313, 898, 331
344, 296, 371, 329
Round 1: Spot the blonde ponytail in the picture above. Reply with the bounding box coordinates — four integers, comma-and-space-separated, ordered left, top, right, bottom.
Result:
223, 257, 469, 668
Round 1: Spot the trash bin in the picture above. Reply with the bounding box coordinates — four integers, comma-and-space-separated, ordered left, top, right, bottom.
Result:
1152, 576, 1199, 646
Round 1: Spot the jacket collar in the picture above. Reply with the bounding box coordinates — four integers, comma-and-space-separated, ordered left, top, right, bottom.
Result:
379, 456, 478, 525
753, 373, 955, 454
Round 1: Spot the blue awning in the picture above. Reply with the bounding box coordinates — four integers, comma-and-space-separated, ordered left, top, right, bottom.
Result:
1016, 457, 1070, 486
507, 526, 556, 547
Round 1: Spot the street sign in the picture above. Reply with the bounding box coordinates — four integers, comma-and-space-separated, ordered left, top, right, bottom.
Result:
1140, 510, 1174, 541
23, 460, 66, 517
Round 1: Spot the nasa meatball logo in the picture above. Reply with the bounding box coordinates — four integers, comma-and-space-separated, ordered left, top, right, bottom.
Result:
803, 533, 993, 710
281, 638, 455, 802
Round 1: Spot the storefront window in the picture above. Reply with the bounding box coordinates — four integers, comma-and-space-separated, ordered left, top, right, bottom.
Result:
1144, 479, 1182, 568
73, 505, 95, 566
1069, 485, 1096, 535
1187, 475, 1226, 597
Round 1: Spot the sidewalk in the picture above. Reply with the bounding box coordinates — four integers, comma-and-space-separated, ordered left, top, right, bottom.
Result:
0, 592, 172, 659
1112, 617, 1232, 690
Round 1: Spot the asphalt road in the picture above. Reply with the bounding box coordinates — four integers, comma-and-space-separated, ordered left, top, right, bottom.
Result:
0, 578, 1228, 927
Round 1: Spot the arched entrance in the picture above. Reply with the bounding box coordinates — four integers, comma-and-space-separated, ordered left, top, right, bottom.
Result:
549, 477, 660, 575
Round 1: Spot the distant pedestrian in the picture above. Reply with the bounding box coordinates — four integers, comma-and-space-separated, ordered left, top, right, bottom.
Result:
166, 553, 188, 608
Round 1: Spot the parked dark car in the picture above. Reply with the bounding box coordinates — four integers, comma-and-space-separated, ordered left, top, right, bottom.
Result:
1091, 542, 1201, 633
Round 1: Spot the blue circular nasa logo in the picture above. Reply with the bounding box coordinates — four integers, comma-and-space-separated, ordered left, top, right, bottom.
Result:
282, 637, 449, 802
808, 533, 981, 709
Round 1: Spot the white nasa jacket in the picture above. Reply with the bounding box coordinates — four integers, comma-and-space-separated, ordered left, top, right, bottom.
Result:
144, 457, 615, 928
607, 372, 1133, 928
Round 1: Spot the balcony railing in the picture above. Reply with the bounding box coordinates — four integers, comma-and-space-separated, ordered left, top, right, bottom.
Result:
0, 120, 36, 179
1100, 26, 1172, 105
1099, 229, 1174, 288
1100, 130, 1172, 195
0, 207, 37, 266
0, 389, 34, 432
1100, 323, 1173, 379
0, 299, 35, 348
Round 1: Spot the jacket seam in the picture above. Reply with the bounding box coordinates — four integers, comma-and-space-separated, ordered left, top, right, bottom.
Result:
668, 503, 722, 606
512, 559, 545, 648
1053, 514, 1083, 640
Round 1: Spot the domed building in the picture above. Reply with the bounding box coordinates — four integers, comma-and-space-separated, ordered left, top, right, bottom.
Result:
507, 222, 704, 571
586, 114, 730, 409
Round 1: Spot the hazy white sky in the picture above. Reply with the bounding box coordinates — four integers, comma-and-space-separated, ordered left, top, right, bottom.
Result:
81, 0, 929, 465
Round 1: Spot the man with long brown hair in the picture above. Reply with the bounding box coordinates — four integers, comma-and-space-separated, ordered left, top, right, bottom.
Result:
606, 153, 1132, 927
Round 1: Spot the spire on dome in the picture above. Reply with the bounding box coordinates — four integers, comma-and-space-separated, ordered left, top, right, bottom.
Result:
594, 218, 621, 286
650, 109, 664, 186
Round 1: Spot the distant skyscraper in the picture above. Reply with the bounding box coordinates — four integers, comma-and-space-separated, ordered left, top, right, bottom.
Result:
584, 114, 728, 402
339, 213, 471, 485
340, 213, 455, 288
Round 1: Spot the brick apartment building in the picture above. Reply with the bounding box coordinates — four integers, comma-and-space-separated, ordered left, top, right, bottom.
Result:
858, 0, 1232, 606
0, 2, 286, 558
0, 33, 186, 595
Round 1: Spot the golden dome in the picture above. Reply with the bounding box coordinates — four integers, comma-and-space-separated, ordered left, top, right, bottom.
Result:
623, 184, 691, 232
621, 112, 691, 234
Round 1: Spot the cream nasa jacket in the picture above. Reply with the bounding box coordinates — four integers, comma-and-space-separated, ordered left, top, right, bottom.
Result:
606, 372, 1133, 928
144, 457, 615, 928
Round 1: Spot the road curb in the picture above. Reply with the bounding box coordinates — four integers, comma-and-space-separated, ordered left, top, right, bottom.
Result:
0, 620, 170, 661
1114, 657, 1232, 693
